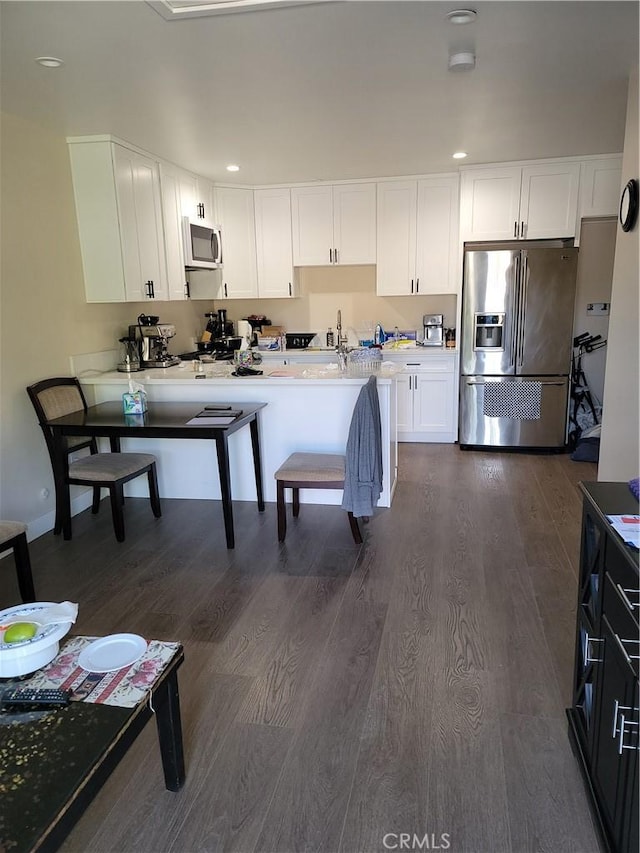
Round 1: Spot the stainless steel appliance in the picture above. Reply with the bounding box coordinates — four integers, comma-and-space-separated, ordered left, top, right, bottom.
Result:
459, 241, 578, 449
182, 217, 223, 270
422, 313, 444, 347
133, 315, 180, 368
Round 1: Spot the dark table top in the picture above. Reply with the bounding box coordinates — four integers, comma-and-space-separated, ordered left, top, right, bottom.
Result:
46, 401, 267, 439
0, 643, 184, 852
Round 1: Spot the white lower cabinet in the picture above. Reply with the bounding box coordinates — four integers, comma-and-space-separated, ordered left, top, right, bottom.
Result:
392, 354, 457, 442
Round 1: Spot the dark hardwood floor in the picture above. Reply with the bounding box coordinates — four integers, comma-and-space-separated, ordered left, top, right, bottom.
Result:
1, 445, 603, 853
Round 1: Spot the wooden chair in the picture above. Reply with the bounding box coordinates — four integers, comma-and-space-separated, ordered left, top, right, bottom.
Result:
0, 521, 36, 602
274, 376, 382, 545
27, 377, 161, 543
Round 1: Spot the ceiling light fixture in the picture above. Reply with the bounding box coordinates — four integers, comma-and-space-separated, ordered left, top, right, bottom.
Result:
226, 164, 240, 172
452, 152, 468, 160
35, 56, 64, 68
447, 9, 477, 25
448, 51, 476, 72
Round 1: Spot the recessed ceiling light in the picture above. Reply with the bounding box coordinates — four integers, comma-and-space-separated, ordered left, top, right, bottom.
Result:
452, 152, 468, 160
447, 9, 477, 25
226, 164, 240, 172
448, 52, 476, 72
35, 56, 64, 68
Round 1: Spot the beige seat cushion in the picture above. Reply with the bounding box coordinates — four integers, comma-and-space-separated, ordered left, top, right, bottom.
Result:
0, 520, 28, 545
69, 453, 156, 482
274, 452, 345, 483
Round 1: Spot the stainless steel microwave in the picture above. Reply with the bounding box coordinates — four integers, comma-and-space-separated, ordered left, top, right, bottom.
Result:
182, 217, 223, 270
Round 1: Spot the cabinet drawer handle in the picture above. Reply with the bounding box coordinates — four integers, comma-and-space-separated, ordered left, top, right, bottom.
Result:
184, 281, 190, 299
613, 633, 640, 665
514, 221, 518, 238
612, 699, 635, 737
334, 248, 338, 264
616, 583, 639, 612
224, 282, 228, 298
521, 221, 526, 238
288, 282, 292, 297
415, 277, 419, 293
410, 279, 414, 294
329, 248, 333, 263
584, 633, 603, 663
618, 713, 639, 754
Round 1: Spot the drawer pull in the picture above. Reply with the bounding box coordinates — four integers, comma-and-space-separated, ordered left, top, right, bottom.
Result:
613, 633, 640, 665
583, 633, 603, 663
618, 713, 639, 755
616, 583, 639, 612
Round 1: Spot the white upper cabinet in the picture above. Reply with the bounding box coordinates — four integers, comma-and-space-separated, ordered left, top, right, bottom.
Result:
415, 176, 459, 295
291, 183, 376, 266
460, 162, 580, 241
158, 160, 190, 300
376, 175, 459, 296
179, 172, 217, 225
69, 138, 168, 303
254, 187, 296, 298
215, 186, 259, 299
578, 156, 623, 219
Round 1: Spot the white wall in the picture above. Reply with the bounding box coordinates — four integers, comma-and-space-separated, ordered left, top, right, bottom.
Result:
573, 217, 616, 408
598, 70, 640, 482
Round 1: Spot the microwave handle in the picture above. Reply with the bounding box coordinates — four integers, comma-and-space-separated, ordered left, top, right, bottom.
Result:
212, 228, 222, 264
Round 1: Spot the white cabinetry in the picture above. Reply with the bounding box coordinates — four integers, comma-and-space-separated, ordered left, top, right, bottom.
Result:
68, 138, 168, 303
578, 156, 623, 219
215, 186, 259, 299
254, 188, 296, 298
291, 183, 376, 266
158, 160, 190, 301
179, 172, 217, 225
376, 175, 459, 296
460, 162, 580, 241
388, 353, 457, 442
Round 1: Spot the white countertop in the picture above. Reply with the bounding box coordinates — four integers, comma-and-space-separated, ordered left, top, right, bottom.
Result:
79, 362, 402, 386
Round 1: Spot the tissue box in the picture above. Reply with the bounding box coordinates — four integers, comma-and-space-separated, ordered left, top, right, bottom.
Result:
122, 390, 147, 414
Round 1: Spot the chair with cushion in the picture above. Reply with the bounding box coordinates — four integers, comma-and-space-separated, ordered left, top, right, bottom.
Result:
274, 375, 382, 544
27, 377, 161, 543
0, 521, 36, 602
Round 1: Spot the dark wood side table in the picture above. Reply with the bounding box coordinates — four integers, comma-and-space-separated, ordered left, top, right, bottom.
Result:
0, 640, 185, 852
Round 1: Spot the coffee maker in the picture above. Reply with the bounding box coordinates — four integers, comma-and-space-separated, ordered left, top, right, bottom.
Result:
132, 315, 180, 368
422, 313, 444, 347
199, 310, 242, 359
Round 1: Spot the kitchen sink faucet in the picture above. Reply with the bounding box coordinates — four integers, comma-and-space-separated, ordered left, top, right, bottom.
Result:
336, 310, 349, 370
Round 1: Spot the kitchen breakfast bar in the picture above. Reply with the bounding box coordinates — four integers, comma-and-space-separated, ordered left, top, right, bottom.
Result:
77, 364, 398, 518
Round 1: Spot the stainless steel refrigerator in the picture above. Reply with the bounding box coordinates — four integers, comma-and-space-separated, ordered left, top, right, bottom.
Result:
459, 241, 578, 449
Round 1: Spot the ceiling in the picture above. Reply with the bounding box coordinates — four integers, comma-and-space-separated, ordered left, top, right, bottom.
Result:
1, 1, 638, 185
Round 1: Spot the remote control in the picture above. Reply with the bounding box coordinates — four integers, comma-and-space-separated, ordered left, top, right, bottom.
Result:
1, 687, 71, 711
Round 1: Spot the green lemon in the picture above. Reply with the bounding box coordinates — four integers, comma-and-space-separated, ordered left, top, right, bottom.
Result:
4, 622, 38, 643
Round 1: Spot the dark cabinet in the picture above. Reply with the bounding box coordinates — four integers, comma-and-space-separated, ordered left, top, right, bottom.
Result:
568, 482, 639, 853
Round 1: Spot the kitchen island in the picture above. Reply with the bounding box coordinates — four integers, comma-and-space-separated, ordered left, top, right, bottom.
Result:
79, 363, 398, 508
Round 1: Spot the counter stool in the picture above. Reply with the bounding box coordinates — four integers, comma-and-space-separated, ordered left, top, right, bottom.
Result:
0, 521, 36, 602
274, 452, 362, 544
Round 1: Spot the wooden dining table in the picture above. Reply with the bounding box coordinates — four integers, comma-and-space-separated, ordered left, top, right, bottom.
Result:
46, 401, 267, 548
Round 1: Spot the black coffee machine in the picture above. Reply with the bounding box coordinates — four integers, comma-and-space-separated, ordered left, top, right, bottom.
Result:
199, 310, 242, 359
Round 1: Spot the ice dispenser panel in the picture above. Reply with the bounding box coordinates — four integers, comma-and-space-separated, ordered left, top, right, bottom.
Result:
474, 313, 505, 351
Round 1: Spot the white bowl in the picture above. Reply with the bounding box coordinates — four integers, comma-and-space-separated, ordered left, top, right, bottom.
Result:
0, 602, 73, 678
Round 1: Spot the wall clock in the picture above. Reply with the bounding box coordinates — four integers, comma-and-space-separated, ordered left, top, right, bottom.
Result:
619, 178, 639, 232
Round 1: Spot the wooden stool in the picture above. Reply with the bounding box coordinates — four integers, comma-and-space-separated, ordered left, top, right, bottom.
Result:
274, 452, 362, 544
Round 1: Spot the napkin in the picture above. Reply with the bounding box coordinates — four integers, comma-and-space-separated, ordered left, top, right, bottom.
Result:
34, 601, 79, 626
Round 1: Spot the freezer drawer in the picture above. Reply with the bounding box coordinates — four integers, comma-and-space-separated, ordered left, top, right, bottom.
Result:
459, 376, 569, 448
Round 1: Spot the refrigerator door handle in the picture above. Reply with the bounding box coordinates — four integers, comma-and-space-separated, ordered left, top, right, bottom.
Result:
465, 378, 566, 386
516, 254, 528, 370
509, 254, 520, 370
